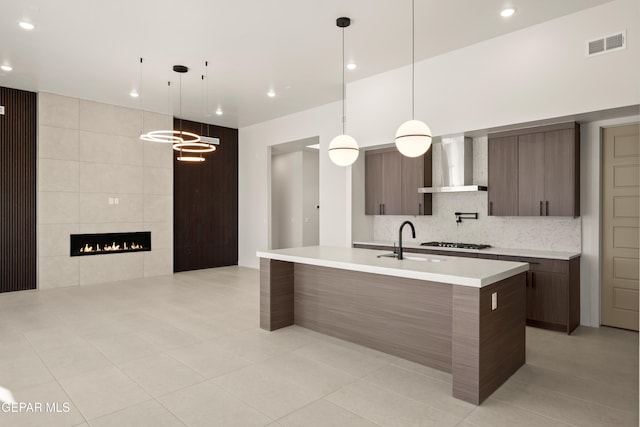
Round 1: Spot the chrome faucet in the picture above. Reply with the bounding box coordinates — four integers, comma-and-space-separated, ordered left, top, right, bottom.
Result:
398, 220, 416, 260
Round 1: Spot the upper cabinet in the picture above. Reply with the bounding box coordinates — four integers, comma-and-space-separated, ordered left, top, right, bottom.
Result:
488, 122, 580, 217
365, 147, 432, 216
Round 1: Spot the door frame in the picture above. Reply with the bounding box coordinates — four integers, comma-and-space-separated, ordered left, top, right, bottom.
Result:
599, 120, 640, 328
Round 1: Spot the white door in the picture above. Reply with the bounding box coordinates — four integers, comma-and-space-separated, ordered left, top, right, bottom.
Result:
601, 123, 640, 331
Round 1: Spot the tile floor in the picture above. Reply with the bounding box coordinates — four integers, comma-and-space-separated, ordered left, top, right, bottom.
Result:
0, 266, 637, 426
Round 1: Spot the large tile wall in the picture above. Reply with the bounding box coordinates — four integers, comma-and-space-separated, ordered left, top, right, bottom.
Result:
372, 137, 582, 252
38, 93, 174, 288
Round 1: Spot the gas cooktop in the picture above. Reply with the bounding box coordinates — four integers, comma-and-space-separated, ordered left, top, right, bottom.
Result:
420, 241, 492, 250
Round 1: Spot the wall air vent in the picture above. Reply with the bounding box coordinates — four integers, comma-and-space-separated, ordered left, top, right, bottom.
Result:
586, 30, 626, 57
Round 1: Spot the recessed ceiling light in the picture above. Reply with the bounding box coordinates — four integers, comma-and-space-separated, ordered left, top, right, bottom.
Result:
1, 65, 13, 72
19, 21, 35, 30
267, 90, 276, 98
129, 90, 139, 98
500, 8, 515, 17
216, 108, 223, 116
347, 63, 357, 70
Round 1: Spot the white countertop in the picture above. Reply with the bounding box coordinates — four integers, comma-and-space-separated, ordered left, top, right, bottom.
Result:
256, 246, 528, 288
353, 240, 580, 260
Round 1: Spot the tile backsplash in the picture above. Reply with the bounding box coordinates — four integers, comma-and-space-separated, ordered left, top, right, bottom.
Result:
371, 137, 582, 253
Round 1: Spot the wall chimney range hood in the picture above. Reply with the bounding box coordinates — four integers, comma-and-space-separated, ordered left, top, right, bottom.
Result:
418, 135, 487, 193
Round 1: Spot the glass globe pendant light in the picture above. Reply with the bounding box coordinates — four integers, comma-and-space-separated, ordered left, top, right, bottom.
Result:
328, 17, 359, 167
395, 0, 432, 158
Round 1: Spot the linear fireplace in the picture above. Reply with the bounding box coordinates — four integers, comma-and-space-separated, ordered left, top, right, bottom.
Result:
70, 232, 151, 257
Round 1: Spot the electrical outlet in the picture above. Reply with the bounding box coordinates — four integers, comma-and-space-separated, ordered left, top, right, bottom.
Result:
108, 197, 114, 205
114, 198, 119, 205
491, 292, 498, 310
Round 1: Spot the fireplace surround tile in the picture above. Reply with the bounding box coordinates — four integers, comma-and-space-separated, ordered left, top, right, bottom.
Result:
79, 252, 144, 286
39, 125, 80, 161
79, 100, 141, 138
144, 167, 173, 195
144, 249, 172, 277
79, 193, 144, 224
39, 158, 80, 193
39, 223, 80, 257
80, 131, 143, 166
39, 93, 79, 129
39, 256, 79, 289
79, 162, 143, 194
39, 192, 80, 224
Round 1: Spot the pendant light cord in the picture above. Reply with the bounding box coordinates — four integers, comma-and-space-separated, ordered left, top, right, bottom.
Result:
411, 0, 415, 120
342, 26, 346, 135
179, 73, 183, 135
139, 57, 144, 133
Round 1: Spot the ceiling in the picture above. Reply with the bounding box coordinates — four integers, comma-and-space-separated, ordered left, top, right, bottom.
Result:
0, 0, 615, 129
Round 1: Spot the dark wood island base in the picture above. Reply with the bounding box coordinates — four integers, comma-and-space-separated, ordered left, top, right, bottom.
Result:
260, 258, 526, 405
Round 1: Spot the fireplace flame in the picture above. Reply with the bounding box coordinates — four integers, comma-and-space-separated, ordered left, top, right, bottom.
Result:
79, 242, 144, 253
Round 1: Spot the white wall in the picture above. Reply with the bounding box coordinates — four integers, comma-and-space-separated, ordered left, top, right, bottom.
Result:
271, 151, 303, 249
347, 0, 640, 146
239, 0, 640, 286
302, 150, 320, 247
38, 92, 174, 288
239, 102, 349, 268
580, 115, 640, 327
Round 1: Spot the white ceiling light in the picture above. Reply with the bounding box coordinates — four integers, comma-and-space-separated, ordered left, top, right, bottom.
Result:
347, 63, 357, 70
395, 0, 432, 158
267, 90, 276, 98
1, 65, 13, 72
328, 17, 359, 167
19, 21, 35, 30
216, 108, 223, 116
501, 8, 516, 17
129, 90, 139, 98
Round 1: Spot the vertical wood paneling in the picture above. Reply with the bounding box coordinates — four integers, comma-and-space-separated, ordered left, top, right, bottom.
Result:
452, 272, 526, 404
173, 118, 238, 272
0, 87, 37, 293
259, 258, 294, 331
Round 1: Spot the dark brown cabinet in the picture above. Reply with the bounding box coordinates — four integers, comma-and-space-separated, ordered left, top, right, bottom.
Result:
499, 255, 579, 334
488, 135, 518, 216
489, 122, 580, 217
365, 148, 431, 216
365, 149, 401, 215
353, 242, 580, 334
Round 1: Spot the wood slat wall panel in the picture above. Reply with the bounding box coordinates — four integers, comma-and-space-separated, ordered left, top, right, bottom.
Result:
0, 87, 37, 293
173, 119, 238, 272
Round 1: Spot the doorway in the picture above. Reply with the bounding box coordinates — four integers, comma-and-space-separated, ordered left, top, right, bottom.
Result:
601, 123, 640, 330
270, 137, 320, 250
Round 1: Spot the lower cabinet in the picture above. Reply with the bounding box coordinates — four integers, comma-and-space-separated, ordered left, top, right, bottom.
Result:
353, 243, 580, 334
500, 255, 580, 334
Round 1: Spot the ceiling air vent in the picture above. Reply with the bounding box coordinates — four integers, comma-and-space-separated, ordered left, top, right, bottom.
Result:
586, 30, 626, 57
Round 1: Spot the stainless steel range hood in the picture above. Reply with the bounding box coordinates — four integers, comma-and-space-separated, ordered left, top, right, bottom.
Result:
418, 135, 487, 193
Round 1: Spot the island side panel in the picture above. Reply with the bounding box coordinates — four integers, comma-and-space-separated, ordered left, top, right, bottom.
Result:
294, 264, 453, 373
452, 272, 526, 404
260, 258, 294, 331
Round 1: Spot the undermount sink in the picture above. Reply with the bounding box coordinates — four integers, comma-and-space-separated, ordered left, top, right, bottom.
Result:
403, 255, 443, 262
377, 253, 444, 262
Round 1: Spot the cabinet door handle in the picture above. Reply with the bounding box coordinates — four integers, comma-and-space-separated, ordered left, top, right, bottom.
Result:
531, 272, 536, 288
546, 201, 549, 216
540, 201, 543, 216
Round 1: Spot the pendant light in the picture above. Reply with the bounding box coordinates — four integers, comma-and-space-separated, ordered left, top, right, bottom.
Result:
395, 0, 432, 158
328, 17, 359, 167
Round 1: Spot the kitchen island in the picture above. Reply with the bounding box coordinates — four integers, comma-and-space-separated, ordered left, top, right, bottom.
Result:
257, 246, 528, 405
